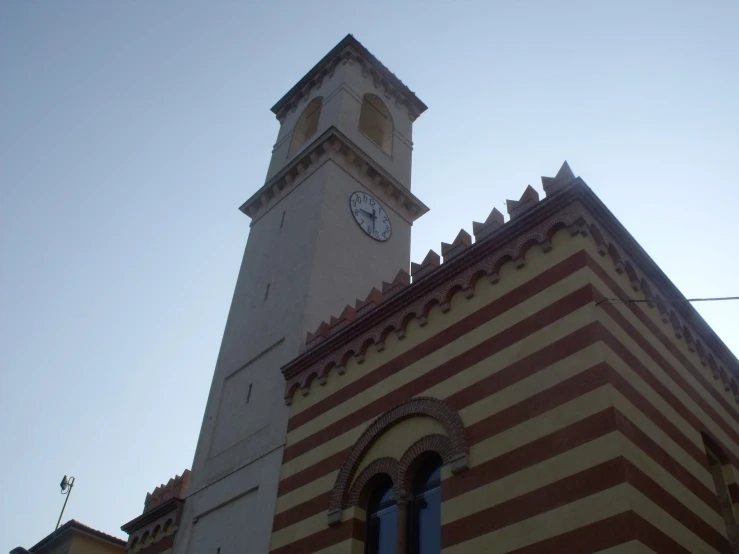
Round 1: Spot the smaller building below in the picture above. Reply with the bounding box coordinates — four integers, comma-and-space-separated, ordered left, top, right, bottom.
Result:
121, 470, 190, 554
27, 519, 126, 554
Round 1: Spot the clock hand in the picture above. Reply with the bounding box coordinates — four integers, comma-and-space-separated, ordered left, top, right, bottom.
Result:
359, 208, 374, 218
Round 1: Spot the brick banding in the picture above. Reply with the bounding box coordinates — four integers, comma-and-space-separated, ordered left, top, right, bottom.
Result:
586, 254, 739, 429
278, 323, 601, 498
283, 202, 738, 412
278, 318, 726, 500
441, 456, 729, 552
284, 286, 594, 464
274, 401, 721, 538
282, 212, 589, 401
277, 350, 723, 528
272, 464, 707, 554
287, 251, 590, 432
499, 511, 689, 554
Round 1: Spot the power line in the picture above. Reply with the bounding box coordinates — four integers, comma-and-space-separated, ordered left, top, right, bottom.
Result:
597, 296, 739, 306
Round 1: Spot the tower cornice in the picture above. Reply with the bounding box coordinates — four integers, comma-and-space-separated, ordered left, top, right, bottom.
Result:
270, 34, 427, 123
239, 126, 429, 225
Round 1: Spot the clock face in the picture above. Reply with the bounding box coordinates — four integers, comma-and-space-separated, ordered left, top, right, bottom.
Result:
349, 191, 392, 242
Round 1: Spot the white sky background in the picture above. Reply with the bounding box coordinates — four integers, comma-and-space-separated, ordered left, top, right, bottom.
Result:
1, 0, 738, 548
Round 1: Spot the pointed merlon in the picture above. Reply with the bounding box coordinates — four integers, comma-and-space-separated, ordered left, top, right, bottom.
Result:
520, 185, 539, 202
306, 321, 330, 346
382, 269, 410, 298
506, 185, 540, 220
393, 268, 410, 286
316, 321, 331, 337
441, 229, 472, 262
356, 287, 384, 317
364, 287, 383, 305
473, 207, 505, 241
339, 304, 357, 323
541, 161, 576, 196
411, 249, 441, 281
327, 304, 357, 334
485, 207, 505, 226
302, 269, 413, 353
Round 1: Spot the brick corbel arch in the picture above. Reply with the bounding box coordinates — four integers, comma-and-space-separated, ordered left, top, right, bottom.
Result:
327, 396, 468, 525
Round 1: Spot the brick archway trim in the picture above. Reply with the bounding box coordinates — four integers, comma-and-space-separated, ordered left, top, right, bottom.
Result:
327, 396, 468, 525
346, 457, 400, 509
398, 434, 456, 493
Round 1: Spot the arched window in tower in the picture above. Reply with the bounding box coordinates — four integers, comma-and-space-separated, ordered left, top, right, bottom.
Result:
365, 475, 398, 554
289, 97, 322, 156
408, 453, 442, 554
358, 94, 393, 155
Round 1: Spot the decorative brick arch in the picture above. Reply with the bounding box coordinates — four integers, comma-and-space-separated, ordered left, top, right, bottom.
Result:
346, 457, 400, 509
327, 397, 468, 525
398, 434, 455, 493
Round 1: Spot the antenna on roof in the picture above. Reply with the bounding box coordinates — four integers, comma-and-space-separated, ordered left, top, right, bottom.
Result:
46, 475, 76, 554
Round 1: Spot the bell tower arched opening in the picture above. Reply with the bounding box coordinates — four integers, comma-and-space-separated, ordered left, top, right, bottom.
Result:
359, 93, 393, 156
289, 96, 322, 156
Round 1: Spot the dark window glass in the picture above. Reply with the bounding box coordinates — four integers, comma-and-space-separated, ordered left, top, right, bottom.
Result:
365, 477, 397, 554
409, 455, 442, 554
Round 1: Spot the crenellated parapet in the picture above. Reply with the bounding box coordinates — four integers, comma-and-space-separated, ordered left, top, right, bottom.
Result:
144, 470, 190, 513
281, 162, 739, 411
304, 269, 411, 351
506, 185, 540, 220
122, 470, 190, 554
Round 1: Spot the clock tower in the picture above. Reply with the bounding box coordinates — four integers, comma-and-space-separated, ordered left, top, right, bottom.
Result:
174, 35, 428, 554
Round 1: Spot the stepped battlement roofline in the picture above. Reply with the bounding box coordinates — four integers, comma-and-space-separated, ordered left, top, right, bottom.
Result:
282, 162, 739, 406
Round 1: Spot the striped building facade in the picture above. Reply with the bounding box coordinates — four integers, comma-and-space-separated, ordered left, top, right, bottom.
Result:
269, 165, 739, 554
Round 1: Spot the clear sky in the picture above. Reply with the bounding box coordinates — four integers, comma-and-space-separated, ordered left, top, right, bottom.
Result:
1, 0, 738, 549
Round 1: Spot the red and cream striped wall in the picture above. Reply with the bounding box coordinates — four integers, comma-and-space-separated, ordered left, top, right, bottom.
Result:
270, 189, 739, 554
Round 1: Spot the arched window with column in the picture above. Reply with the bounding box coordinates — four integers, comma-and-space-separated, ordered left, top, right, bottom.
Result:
365, 474, 398, 554
289, 97, 322, 156
407, 453, 442, 554
358, 93, 393, 155
328, 398, 468, 553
